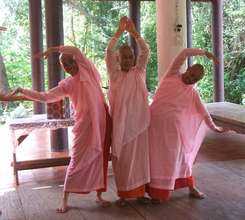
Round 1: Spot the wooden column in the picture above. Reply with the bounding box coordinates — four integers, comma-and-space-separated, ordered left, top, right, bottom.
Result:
212, 0, 224, 101
128, 0, 141, 59
29, 0, 45, 114
45, 0, 68, 151
186, 0, 193, 66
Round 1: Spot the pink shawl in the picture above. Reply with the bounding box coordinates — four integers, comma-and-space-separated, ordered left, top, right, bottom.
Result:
59, 46, 106, 153
109, 66, 150, 158
151, 74, 209, 154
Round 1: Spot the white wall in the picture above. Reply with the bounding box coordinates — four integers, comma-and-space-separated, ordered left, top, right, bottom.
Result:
156, 0, 187, 80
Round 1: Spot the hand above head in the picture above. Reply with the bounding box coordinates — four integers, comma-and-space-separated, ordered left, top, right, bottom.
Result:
125, 19, 136, 33
126, 19, 140, 39
34, 46, 60, 59
118, 16, 128, 32
205, 51, 219, 65
34, 51, 48, 60
114, 16, 128, 38
113, 16, 128, 39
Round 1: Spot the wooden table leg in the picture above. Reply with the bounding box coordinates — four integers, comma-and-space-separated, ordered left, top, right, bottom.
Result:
13, 153, 19, 185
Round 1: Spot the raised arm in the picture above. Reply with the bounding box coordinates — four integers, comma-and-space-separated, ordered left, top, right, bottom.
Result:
165, 48, 218, 77
36, 45, 86, 64
135, 37, 149, 71
35, 46, 60, 59
105, 17, 127, 78
105, 37, 120, 77
36, 45, 92, 77
126, 19, 149, 70
59, 46, 89, 68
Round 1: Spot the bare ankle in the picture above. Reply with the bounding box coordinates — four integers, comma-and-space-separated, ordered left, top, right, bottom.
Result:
96, 192, 110, 207
189, 186, 205, 199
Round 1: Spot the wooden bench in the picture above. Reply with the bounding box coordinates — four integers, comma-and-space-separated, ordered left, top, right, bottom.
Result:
206, 102, 245, 134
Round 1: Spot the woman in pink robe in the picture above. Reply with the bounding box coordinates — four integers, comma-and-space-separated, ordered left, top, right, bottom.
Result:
147, 48, 225, 203
106, 17, 150, 205
12, 45, 111, 212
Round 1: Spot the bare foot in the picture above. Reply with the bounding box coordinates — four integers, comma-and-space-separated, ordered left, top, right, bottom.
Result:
96, 192, 111, 207
116, 198, 127, 207
96, 198, 111, 208
136, 196, 150, 204
56, 192, 69, 213
189, 187, 206, 199
56, 206, 68, 213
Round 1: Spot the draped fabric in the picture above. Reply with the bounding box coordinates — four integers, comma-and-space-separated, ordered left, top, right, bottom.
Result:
22, 46, 108, 193
106, 37, 150, 192
149, 48, 212, 190
149, 74, 208, 190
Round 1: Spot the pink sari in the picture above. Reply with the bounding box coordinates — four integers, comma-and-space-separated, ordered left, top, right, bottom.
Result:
22, 46, 109, 193
106, 36, 150, 195
148, 48, 213, 196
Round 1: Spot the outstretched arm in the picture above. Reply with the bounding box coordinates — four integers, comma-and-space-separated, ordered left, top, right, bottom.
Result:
10, 86, 66, 103
0, 93, 31, 101
106, 16, 128, 78
165, 48, 218, 77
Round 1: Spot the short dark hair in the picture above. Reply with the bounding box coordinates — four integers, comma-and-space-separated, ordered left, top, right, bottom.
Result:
190, 63, 204, 80
191, 63, 204, 71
